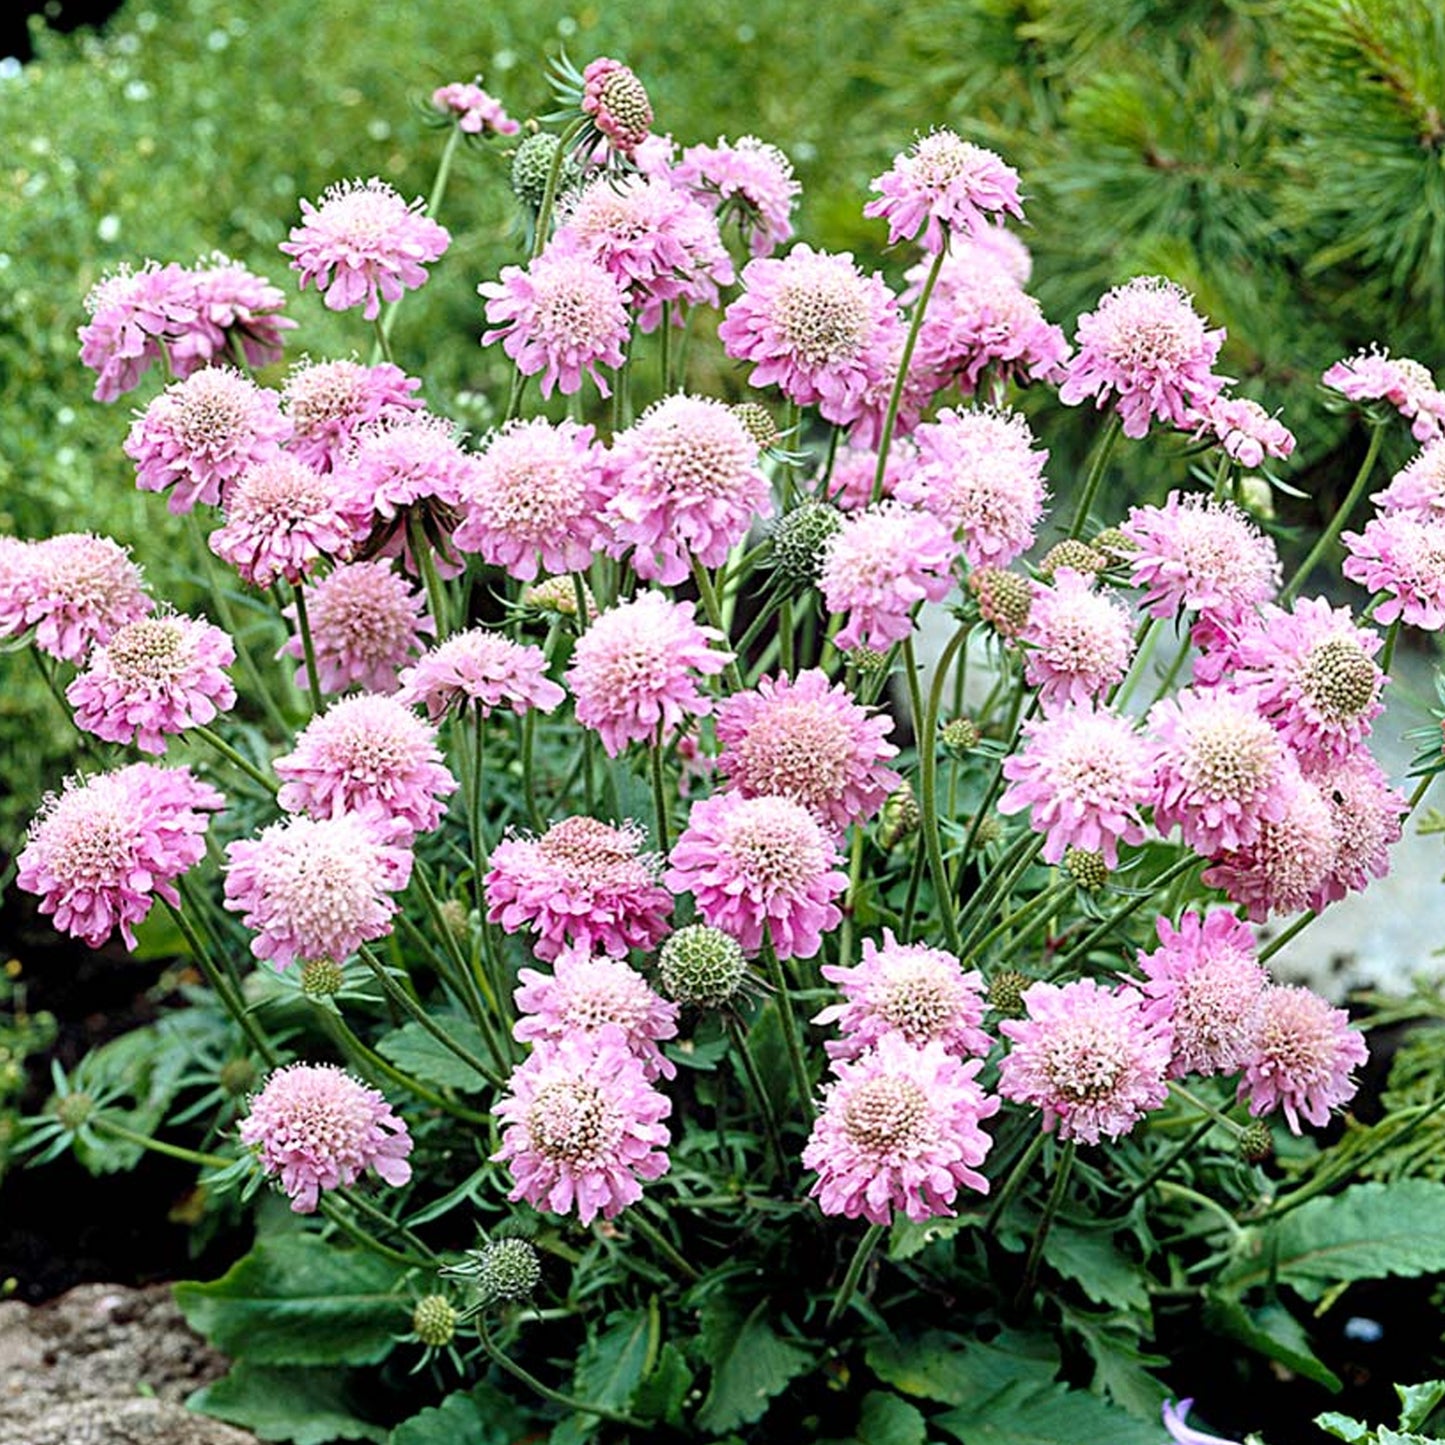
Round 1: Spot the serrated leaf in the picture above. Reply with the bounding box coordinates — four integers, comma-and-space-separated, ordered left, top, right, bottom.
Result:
887, 1212, 971, 1262
189, 1362, 386, 1444
934, 1378, 1166, 1445
1203, 1291, 1343, 1392
1041, 1225, 1150, 1312
696, 1294, 812, 1433
576, 1307, 654, 1412
389, 1383, 530, 1445
1059, 1304, 1168, 1420
1315, 1410, 1371, 1442
1399, 1382, 1445, 1433
376, 1017, 491, 1092
175, 1233, 405, 1366
866, 1329, 1059, 1408
631, 1342, 694, 1427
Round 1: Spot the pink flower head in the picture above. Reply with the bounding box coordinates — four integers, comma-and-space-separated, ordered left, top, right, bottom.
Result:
999, 701, 1153, 866
580, 57, 654, 155
1238, 985, 1368, 1134
1020, 569, 1135, 708
169, 252, 296, 375
714, 668, 900, 834
1192, 394, 1295, 469
820, 437, 914, 511
274, 692, 456, 843
998, 978, 1172, 1144
815, 929, 989, 1060
431, 79, 519, 136
1376, 439, 1445, 520
1342, 512, 1445, 629
280, 560, 433, 696
674, 134, 800, 258
514, 949, 679, 1080
480, 247, 631, 399
239, 1063, 413, 1214
1323, 346, 1445, 443
1305, 750, 1405, 910
0, 537, 30, 640
1136, 910, 1267, 1078
1163, 1399, 1244, 1445
454, 417, 609, 580
718, 244, 905, 430
485, 815, 673, 962
396, 629, 564, 723
281, 177, 450, 321
1059, 276, 1226, 439
896, 406, 1049, 566
223, 811, 413, 968
864, 130, 1024, 251
78, 261, 199, 402
820, 502, 958, 652
603, 393, 772, 584
564, 591, 731, 756
17, 763, 222, 950
124, 366, 290, 514
665, 791, 847, 960
280, 357, 423, 474
494, 1028, 671, 1224
803, 1035, 998, 1224
66, 612, 236, 754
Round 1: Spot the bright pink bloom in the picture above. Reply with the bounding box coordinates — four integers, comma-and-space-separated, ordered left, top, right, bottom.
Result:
998, 978, 1172, 1145
1376, 439, 1445, 519
673, 134, 799, 257
1020, 569, 1135, 708
169, 252, 296, 376
239, 1063, 413, 1214
1323, 347, 1445, 443
665, 791, 847, 960
66, 612, 236, 754
803, 1035, 998, 1224
78, 261, 198, 402
17, 764, 222, 950
339, 411, 478, 522
564, 591, 731, 756
580, 57, 654, 155
1238, 985, 1368, 1134
0, 537, 30, 640
1305, 750, 1405, 910
281, 178, 450, 321
280, 358, 423, 473
1342, 512, 1445, 629
1191, 394, 1295, 469
431, 79, 519, 135
494, 1028, 671, 1224
397, 629, 564, 722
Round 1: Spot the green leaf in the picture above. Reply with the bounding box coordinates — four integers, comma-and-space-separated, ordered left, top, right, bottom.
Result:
1314, 1411, 1371, 1443
1058, 1304, 1169, 1420
376, 1017, 491, 1092
887, 1213, 972, 1262
631, 1342, 694, 1427
189, 1362, 386, 1444
856, 1390, 929, 1445
1203, 1291, 1343, 1392
1041, 1225, 1150, 1312
390, 1384, 531, 1445
696, 1294, 813, 1433
1398, 1381, 1445, 1433
746, 999, 799, 1118
576, 1307, 654, 1412
934, 1378, 1166, 1445
175, 1233, 405, 1366
866, 1328, 1059, 1407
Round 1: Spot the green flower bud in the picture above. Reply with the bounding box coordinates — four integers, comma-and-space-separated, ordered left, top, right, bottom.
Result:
987, 970, 1031, 1018
657, 924, 748, 1009
968, 567, 1032, 639
770, 501, 843, 590
1038, 539, 1106, 581
1063, 848, 1110, 893
475, 1237, 542, 1304
300, 959, 346, 998
879, 783, 922, 850
938, 716, 981, 755
411, 1294, 458, 1348
1239, 1121, 1274, 1163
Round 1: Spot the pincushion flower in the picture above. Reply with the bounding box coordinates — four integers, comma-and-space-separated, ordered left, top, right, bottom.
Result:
281, 177, 450, 321
673, 134, 800, 257
396, 629, 564, 722
1306, 750, 1405, 910
78, 261, 198, 402
665, 791, 847, 959
66, 612, 236, 754
17, 764, 223, 949
1059, 276, 1226, 439
803, 1035, 998, 1224
280, 357, 423, 473
494, 1027, 671, 1225
1020, 569, 1135, 708
820, 438, 913, 511
484, 815, 673, 961
1376, 438, 1445, 519
240, 1063, 413, 1214
1323, 346, 1445, 443
998, 978, 1171, 1145
1192, 394, 1295, 469
579, 57, 654, 156
564, 591, 731, 756
431, 78, 518, 136
169, 252, 296, 375
1342, 512, 1445, 630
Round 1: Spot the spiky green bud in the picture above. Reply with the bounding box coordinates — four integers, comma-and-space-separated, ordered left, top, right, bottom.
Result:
879, 783, 922, 850
219, 1057, 258, 1098
54, 1092, 95, 1132
300, 959, 345, 998
969, 567, 1032, 638
1063, 848, 1110, 893
1038, 539, 1107, 581
510, 132, 577, 212
732, 402, 778, 452
1239, 1121, 1274, 1163
658, 924, 748, 1009
939, 716, 981, 755
475, 1238, 542, 1304
987, 970, 1032, 1018
770, 501, 843, 589
411, 1294, 458, 1348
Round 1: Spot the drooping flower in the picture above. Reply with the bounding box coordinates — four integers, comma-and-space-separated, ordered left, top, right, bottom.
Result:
1342, 512, 1445, 630
1305, 750, 1406, 910
803, 1035, 998, 1224
281, 177, 451, 321
396, 629, 564, 722
673, 134, 800, 257
239, 1063, 413, 1214
17, 763, 223, 949
579, 57, 654, 156
169, 252, 297, 376
1020, 569, 1135, 708
78, 261, 198, 402
1191, 394, 1295, 469
431, 78, 519, 136
1323, 346, 1445, 444
280, 357, 423, 473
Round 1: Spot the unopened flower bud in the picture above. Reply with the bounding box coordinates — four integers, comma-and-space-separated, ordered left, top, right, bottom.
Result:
1239, 1120, 1274, 1163
879, 783, 921, 850
852, 647, 892, 678
475, 1237, 542, 1304
300, 959, 346, 998
732, 402, 778, 452
1063, 848, 1109, 893
437, 898, 470, 942
970, 813, 1003, 848
1038, 539, 1106, 581
1238, 475, 1275, 521
770, 502, 843, 589
1090, 527, 1136, 565
523, 574, 595, 621
511, 132, 576, 212
969, 567, 1031, 639
411, 1294, 458, 1348
219, 1057, 259, 1098
54, 1092, 95, 1132
987, 969, 1031, 1018
939, 716, 980, 755
657, 924, 748, 1009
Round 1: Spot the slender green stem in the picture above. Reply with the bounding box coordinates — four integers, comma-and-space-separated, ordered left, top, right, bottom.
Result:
1110, 1116, 1216, 1216
726, 1013, 787, 1180
1167, 1080, 1244, 1137
319, 1198, 428, 1269
1408, 771, 1435, 812
837, 825, 867, 967
1068, 414, 1122, 539
627, 1210, 700, 1282
289, 585, 324, 714
190, 723, 279, 796
902, 636, 962, 953
1048, 853, 1198, 975
27, 650, 104, 760
371, 316, 395, 364
407, 511, 450, 638
761, 935, 814, 1125
477, 1318, 647, 1429
690, 557, 744, 692
530, 117, 587, 260
982, 1129, 1047, 1235
955, 829, 1041, 950
1015, 1140, 1075, 1310
90, 1115, 232, 1170
1256, 910, 1316, 966
335, 1183, 440, 1263
962, 879, 1073, 970
826, 1222, 886, 1328
1381, 616, 1402, 674
649, 723, 671, 854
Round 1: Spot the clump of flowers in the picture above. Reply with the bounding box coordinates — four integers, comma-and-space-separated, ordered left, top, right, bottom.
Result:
1323, 346, 1445, 443
431, 77, 518, 136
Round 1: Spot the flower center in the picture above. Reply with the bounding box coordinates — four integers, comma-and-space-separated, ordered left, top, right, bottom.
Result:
106, 617, 188, 683
876, 964, 958, 1044
774, 274, 871, 366
1301, 637, 1378, 720
529, 1078, 609, 1164
842, 1073, 929, 1150
1042, 1025, 1127, 1104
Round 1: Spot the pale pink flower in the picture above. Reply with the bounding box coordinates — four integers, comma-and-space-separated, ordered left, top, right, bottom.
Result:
240, 1063, 413, 1214
1020, 569, 1135, 708
665, 791, 847, 959
1342, 512, 1445, 629
169, 253, 296, 375
844, 333, 940, 450
865, 130, 1024, 251
1376, 439, 1445, 520
280, 357, 423, 473
804, 1036, 998, 1224
673, 134, 799, 257
1323, 347, 1445, 443
820, 438, 913, 511
431, 79, 519, 136
396, 629, 564, 722
565, 591, 731, 756
281, 177, 450, 321
1191, 394, 1295, 469
66, 612, 236, 754
17, 764, 222, 949
998, 979, 1172, 1144
494, 1028, 671, 1224
78, 261, 198, 402
998, 701, 1153, 866
485, 815, 673, 962
1163, 1399, 1245, 1445
899, 224, 1033, 293
580, 57, 654, 155
1238, 985, 1368, 1134
223, 811, 413, 968
1305, 751, 1405, 910
0, 537, 30, 640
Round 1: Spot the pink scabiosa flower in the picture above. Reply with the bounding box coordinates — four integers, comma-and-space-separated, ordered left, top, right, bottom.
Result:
1376, 438, 1445, 520
480, 247, 631, 399
1238, 985, 1368, 1134
7, 532, 151, 664
223, 810, 413, 968
280, 560, 433, 696
1342, 512, 1445, 630
998, 978, 1171, 1144
579, 57, 654, 156
453, 417, 609, 580
603, 394, 772, 584
124, 366, 290, 514
239, 1063, 413, 1215
274, 693, 456, 843
865, 130, 1024, 251
494, 1027, 671, 1224
1136, 910, 1267, 1078
714, 668, 900, 834
66, 612, 236, 754
17, 763, 222, 950
718, 244, 905, 430
804, 1035, 998, 1224
1020, 569, 1135, 708
396, 629, 564, 723
565, 591, 731, 756
0, 536, 30, 640
431, 78, 519, 136
998, 701, 1153, 866
514, 949, 679, 1081
820, 438, 914, 511
665, 791, 847, 959
673, 134, 800, 257
169, 252, 296, 375
819, 502, 958, 652
1192, 394, 1295, 469
485, 815, 672, 962
281, 177, 450, 321
1305, 750, 1405, 910
1059, 276, 1226, 439
815, 929, 989, 1061
280, 357, 423, 474
1323, 347, 1445, 444
77, 261, 198, 403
